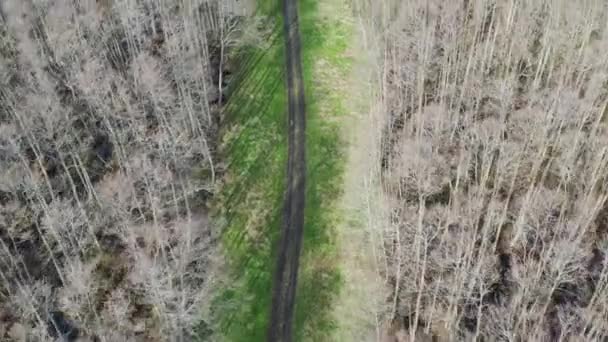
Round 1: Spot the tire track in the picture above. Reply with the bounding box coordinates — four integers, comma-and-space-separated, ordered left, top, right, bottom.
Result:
267, 0, 307, 341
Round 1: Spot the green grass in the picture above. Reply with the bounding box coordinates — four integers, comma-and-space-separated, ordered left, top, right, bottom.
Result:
208, 0, 353, 340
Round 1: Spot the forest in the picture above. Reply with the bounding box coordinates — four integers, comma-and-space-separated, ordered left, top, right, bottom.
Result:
1, 0, 608, 341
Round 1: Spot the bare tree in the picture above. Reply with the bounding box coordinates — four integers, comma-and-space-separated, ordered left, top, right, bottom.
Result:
0, 0, 239, 340
361, 0, 608, 340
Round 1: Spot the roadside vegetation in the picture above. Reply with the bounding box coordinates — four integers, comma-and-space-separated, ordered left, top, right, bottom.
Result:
214, 0, 348, 340
0, 0, 241, 340
364, 0, 608, 340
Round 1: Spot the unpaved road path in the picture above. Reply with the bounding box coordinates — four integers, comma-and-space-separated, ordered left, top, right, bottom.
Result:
267, 0, 306, 341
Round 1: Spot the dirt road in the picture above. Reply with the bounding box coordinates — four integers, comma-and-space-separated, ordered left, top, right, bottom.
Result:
267, 0, 307, 341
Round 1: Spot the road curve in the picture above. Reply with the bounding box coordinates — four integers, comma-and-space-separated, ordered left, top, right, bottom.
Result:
267, 0, 307, 341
